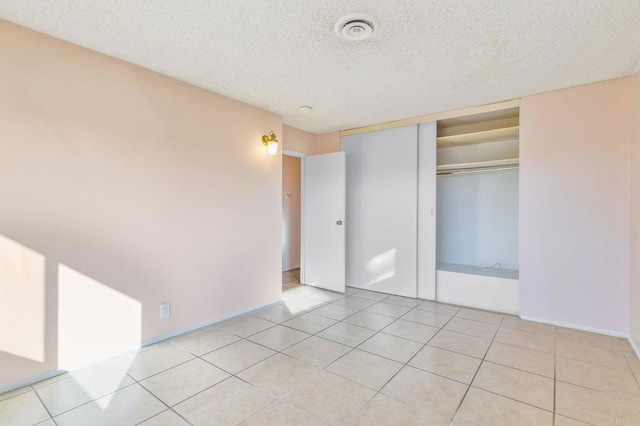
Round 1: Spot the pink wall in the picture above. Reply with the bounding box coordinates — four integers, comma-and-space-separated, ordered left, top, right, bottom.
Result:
282, 156, 301, 271
282, 125, 340, 155
630, 71, 640, 349
0, 20, 282, 388
520, 77, 633, 333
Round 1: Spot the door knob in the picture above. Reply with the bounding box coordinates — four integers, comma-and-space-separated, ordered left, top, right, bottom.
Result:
336, 220, 343, 225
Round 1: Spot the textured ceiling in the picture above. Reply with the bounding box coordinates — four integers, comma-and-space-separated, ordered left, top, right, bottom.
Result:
1, 1, 639, 134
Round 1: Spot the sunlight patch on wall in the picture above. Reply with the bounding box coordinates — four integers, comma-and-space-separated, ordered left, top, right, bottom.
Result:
0, 235, 45, 362
364, 248, 396, 287
58, 264, 141, 371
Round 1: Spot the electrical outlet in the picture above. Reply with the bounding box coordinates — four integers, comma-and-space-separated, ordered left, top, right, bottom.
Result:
160, 302, 171, 318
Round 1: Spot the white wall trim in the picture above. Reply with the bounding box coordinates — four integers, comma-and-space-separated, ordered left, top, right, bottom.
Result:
520, 315, 627, 338
142, 298, 281, 346
283, 149, 307, 158
629, 336, 640, 362
0, 369, 66, 394
0, 298, 281, 393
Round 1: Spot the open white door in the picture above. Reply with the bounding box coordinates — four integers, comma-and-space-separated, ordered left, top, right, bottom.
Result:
302, 151, 346, 293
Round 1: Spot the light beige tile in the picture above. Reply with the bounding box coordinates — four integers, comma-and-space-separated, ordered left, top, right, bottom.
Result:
140, 358, 229, 407
125, 342, 196, 381
174, 377, 274, 426
305, 290, 347, 303
556, 356, 640, 401
401, 309, 452, 328
36, 359, 136, 416
416, 301, 460, 316
216, 315, 274, 337
409, 346, 481, 384
556, 381, 640, 426
381, 366, 467, 419
382, 319, 439, 343
237, 354, 317, 397
32, 372, 70, 389
556, 339, 629, 370
472, 362, 554, 410
456, 308, 504, 325
310, 303, 359, 320
444, 317, 499, 340
54, 384, 165, 426
283, 336, 351, 368
493, 327, 555, 354
383, 295, 423, 308
281, 313, 337, 334
252, 304, 300, 323
280, 298, 326, 315
169, 327, 240, 356
327, 349, 403, 390
201, 339, 275, 374
317, 322, 376, 347
554, 415, 592, 426
358, 332, 423, 363
618, 338, 636, 353
428, 330, 491, 359
0, 390, 50, 426
138, 409, 190, 426
351, 290, 389, 301
343, 311, 397, 331
332, 295, 377, 310
244, 401, 323, 426
345, 286, 361, 295
453, 387, 552, 425
500, 316, 556, 336
364, 302, 412, 318
485, 341, 555, 378
350, 394, 450, 426
0, 386, 32, 403
283, 371, 375, 424
555, 327, 622, 351
624, 350, 640, 376
34, 420, 56, 426
247, 325, 310, 351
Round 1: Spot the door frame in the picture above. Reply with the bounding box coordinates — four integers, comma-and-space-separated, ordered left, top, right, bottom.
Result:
283, 149, 307, 285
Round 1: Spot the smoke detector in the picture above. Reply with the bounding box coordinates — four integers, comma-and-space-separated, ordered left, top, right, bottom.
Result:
334, 14, 379, 41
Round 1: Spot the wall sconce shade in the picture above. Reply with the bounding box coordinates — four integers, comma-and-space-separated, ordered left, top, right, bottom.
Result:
262, 131, 279, 155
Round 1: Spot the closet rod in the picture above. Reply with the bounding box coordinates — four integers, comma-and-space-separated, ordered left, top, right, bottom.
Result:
437, 165, 519, 176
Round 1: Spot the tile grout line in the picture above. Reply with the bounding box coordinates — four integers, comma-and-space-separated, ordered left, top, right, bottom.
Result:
450, 313, 503, 421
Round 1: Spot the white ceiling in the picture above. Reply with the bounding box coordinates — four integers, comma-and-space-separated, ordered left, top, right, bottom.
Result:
1, 1, 639, 134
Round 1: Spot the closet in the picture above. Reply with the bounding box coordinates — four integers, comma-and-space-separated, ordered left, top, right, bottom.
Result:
435, 108, 520, 314
341, 105, 520, 314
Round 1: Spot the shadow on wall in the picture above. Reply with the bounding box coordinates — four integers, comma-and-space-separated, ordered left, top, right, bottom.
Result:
0, 234, 142, 388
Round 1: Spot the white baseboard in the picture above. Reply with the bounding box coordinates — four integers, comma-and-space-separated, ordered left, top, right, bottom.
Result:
629, 336, 640, 361
0, 369, 66, 394
282, 265, 300, 272
142, 298, 281, 347
520, 315, 628, 338
0, 298, 281, 394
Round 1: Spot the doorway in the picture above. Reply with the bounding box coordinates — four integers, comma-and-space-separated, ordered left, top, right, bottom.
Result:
282, 154, 302, 291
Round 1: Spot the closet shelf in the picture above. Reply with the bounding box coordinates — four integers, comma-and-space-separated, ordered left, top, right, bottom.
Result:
437, 158, 519, 173
437, 126, 519, 147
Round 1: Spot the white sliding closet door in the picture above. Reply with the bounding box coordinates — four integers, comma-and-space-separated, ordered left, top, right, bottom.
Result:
342, 126, 418, 298
417, 122, 437, 300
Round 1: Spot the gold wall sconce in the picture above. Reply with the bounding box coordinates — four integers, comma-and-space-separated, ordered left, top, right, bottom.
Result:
262, 131, 279, 156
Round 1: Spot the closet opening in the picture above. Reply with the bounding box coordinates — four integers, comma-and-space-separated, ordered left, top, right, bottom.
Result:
435, 107, 520, 314
282, 154, 302, 291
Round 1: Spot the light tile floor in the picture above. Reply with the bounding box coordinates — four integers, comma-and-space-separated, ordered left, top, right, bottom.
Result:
2, 285, 640, 425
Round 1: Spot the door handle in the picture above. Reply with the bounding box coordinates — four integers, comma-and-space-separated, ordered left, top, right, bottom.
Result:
336, 220, 343, 225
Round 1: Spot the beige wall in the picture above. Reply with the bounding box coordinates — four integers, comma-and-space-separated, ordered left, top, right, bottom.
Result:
520, 76, 633, 333
282, 125, 340, 156
630, 71, 640, 349
282, 156, 301, 271
0, 20, 282, 388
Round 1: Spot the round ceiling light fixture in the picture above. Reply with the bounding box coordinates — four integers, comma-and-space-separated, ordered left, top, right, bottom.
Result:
334, 13, 379, 41
298, 106, 313, 114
